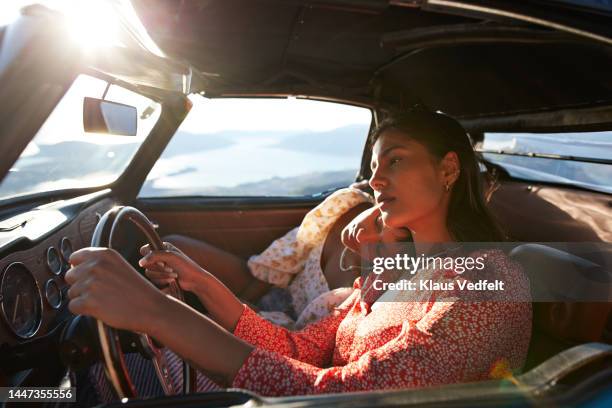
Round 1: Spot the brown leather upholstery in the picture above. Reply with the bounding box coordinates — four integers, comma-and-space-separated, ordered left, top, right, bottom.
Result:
146, 207, 312, 258
489, 181, 612, 243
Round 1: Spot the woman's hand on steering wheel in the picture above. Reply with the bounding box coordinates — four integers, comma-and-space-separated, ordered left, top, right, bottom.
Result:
65, 247, 166, 333
139, 242, 209, 293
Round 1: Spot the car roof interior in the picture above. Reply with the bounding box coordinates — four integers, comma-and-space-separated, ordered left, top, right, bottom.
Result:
132, 0, 612, 130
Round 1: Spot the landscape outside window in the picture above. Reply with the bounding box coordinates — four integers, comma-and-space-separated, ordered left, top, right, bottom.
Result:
480, 131, 612, 194
139, 96, 372, 197
0, 74, 161, 202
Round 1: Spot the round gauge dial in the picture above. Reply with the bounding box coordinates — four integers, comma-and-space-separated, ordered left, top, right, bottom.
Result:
60, 237, 73, 264
44, 279, 62, 309
46, 247, 62, 275
0, 263, 43, 338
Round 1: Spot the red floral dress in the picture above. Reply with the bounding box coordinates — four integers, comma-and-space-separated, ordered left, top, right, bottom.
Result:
231, 249, 532, 396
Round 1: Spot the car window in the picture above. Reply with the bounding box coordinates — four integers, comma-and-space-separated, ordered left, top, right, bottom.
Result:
139, 96, 372, 198
0, 74, 162, 203
480, 131, 612, 193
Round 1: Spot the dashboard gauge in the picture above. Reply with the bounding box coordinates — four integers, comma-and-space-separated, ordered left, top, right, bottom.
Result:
46, 247, 62, 275
0, 263, 43, 339
60, 237, 73, 264
44, 279, 62, 309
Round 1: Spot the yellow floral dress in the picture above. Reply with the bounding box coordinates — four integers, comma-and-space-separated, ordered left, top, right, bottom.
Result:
248, 187, 373, 329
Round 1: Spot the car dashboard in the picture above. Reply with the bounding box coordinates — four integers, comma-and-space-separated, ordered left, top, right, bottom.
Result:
0, 191, 116, 372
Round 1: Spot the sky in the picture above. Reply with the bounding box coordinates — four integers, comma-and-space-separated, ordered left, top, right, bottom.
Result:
183, 95, 372, 134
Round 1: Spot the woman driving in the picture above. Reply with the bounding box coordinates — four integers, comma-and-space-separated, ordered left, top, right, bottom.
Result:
65, 108, 531, 396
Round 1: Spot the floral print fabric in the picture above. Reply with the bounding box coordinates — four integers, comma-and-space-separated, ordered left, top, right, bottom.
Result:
249, 187, 373, 329
232, 249, 532, 396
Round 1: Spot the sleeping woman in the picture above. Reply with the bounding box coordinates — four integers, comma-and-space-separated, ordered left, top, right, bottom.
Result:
65, 108, 531, 397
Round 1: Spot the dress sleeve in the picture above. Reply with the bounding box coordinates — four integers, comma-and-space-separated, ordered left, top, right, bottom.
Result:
232, 299, 531, 396
233, 289, 359, 367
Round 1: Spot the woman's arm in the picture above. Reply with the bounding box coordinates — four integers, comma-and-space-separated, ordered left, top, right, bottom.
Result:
149, 294, 253, 384
231, 296, 352, 366
138, 246, 246, 330
65, 247, 349, 383
139, 244, 354, 365
161, 235, 272, 302
65, 247, 252, 384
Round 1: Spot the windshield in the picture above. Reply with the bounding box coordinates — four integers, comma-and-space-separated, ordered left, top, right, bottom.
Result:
0, 74, 161, 203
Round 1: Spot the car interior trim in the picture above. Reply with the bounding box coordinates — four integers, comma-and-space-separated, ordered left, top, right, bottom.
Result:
423, 0, 612, 45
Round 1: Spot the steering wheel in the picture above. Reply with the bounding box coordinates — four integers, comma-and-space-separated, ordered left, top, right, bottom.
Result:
90, 206, 196, 399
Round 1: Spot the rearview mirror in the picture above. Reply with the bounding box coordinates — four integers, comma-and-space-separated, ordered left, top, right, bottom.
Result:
83, 97, 137, 136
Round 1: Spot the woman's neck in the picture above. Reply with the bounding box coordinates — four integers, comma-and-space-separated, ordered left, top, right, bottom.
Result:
409, 215, 453, 255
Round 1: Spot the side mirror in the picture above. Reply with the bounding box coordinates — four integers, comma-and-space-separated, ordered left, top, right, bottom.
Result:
83, 97, 137, 136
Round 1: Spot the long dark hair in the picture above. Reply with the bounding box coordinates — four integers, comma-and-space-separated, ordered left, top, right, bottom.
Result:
369, 108, 506, 242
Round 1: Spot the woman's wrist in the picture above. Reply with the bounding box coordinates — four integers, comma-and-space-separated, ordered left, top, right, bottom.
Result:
143, 291, 178, 338
191, 271, 214, 302
190, 272, 247, 331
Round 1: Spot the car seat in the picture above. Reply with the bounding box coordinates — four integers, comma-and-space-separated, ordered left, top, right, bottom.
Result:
509, 243, 612, 371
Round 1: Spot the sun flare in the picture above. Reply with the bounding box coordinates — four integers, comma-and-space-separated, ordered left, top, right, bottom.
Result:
62, 0, 122, 50
1, 0, 123, 49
